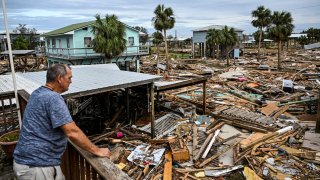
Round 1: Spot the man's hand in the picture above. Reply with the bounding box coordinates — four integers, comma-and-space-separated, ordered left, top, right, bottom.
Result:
93, 148, 111, 158
61, 122, 111, 158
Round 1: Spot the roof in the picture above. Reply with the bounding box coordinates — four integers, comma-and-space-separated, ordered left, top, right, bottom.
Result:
0, 50, 35, 55
243, 39, 274, 43
289, 33, 307, 38
42, 21, 95, 37
193, 25, 244, 32
42, 20, 139, 37
0, 64, 161, 98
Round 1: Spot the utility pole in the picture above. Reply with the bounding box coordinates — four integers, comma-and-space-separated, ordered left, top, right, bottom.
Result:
316, 89, 320, 133
2, 0, 22, 128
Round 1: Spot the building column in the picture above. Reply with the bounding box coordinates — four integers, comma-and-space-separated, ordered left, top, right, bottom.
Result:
192, 42, 195, 58
199, 43, 202, 58
136, 59, 140, 73
204, 42, 206, 58
148, 83, 155, 138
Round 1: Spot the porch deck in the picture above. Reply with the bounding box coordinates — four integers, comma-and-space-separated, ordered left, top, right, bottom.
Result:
46, 46, 149, 60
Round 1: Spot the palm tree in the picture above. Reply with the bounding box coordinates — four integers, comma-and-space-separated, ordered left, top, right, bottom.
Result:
152, 4, 175, 70
206, 29, 222, 59
253, 30, 267, 48
251, 6, 272, 60
91, 14, 126, 63
267, 11, 294, 69
221, 26, 237, 66
297, 35, 309, 48
152, 31, 164, 63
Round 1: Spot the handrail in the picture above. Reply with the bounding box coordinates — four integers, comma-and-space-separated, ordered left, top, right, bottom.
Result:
46, 46, 149, 59
61, 141, 131, 180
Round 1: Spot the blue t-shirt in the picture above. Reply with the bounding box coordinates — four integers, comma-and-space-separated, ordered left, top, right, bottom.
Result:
14, 86, 73, 167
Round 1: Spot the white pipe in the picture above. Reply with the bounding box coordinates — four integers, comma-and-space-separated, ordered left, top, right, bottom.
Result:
1, 0, 22, 129
276, 126, 293, 134
202, 129, 220, 158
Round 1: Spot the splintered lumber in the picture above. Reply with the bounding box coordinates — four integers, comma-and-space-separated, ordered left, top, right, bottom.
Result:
192, 124, 198, 160
107, 106, 124, 127
206, 122, 225, 134
164, 151, 173, 180
175, 167, 225, 173
91, 131, 116, 143
280, 145, 317, 160
197, 140, 241, 168
169, 138, 190, 161
271, 105, 289, 119
175, 171, 198, 180
136, 164, 149, 180
194, 132, 214, 161
241, 126, 293, 151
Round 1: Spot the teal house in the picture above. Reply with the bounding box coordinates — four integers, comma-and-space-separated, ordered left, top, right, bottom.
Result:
42, 21, 148, 71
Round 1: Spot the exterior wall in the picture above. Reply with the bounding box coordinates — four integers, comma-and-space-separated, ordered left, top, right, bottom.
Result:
193, 31, 207, 43
73, 27, 95, 55
74, 27, 94, 48
193, 31, 244, 44
125, 27, 140, 53
45, 35, 73, 48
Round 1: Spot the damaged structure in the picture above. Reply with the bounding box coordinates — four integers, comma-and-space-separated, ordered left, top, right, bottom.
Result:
1, 47, 320, 179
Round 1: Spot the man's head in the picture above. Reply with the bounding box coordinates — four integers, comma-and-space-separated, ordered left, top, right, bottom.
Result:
46, 64, 72, 93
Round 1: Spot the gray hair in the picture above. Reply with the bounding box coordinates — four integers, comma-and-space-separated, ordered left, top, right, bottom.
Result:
46, 64, 71, 83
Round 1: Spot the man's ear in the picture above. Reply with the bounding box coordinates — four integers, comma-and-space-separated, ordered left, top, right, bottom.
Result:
57, 75, 62, 83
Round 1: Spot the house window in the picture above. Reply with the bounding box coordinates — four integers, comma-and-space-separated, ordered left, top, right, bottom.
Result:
47, 39, 50, 48
128, 37, 134, 46
52, 38, 56, 48
84, 37, 92, 47
66, 37, 70, 48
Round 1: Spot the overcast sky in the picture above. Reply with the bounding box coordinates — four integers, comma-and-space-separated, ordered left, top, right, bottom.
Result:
1, 0, 320, 37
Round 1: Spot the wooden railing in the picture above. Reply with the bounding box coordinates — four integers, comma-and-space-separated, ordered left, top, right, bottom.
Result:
0, 91, 19, 135
61, 142, 130, 180
46, 46, 149, 59
0, 90, 130, 179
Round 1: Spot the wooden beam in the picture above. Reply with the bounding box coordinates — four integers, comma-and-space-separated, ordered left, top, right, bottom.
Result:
192, 124, 198, 161
164, 151, 173, 180
150, 83, 155, 138
203, 80, 207, 114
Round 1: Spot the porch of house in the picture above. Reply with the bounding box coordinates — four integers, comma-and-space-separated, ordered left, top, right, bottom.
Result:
46, 46, 149, 72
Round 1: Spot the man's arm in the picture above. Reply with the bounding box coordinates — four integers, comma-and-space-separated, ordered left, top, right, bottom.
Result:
61, 121, 111, 158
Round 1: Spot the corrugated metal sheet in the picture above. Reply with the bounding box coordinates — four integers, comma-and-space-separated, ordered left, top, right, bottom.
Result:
0, 64, 161, 98
192, 25, 243, 32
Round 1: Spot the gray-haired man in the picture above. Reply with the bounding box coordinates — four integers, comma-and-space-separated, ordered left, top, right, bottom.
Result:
13, 64, 110, 179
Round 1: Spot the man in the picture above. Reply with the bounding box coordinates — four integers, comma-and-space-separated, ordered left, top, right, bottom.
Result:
13, 64, 111, 179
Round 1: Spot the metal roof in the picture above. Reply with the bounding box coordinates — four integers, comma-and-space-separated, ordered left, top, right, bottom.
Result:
192, 25, 244, 32
42, 20, 139, 37
0, 64, 161, 98
0, 50, 35, 55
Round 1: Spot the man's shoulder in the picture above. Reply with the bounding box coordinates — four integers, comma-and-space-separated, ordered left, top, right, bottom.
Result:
32, 86, 60, 98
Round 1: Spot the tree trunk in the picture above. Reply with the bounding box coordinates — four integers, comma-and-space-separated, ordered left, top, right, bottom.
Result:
212, 45, 216, 59
277, 41, 281, 69
163, 30, 169, 71
156, 45, 160, 64
258, 28, 262, 60
216, 45, 220, 59
226, 45, 230, 66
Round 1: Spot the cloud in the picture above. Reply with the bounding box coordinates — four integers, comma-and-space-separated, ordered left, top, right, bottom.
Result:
0, 0, 319, 36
